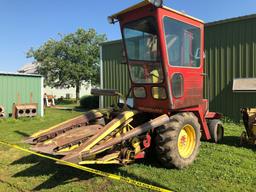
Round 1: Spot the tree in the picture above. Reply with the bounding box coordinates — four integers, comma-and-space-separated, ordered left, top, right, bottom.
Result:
27, 28, 106, 101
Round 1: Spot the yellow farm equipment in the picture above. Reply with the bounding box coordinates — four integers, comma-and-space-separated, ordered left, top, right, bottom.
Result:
233, 78, 256, 145
240, 108, 256, 145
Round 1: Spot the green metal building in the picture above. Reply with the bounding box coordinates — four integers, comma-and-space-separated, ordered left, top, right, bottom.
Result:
0, 72, 44, 117
100, 41, 131, 108
100, 14, 256, 121
204, 14, 256, 121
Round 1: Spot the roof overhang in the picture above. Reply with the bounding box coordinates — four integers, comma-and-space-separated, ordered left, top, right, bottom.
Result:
109, 1, 150, 21
108, 0, 204, 24
0, 71, 42, 77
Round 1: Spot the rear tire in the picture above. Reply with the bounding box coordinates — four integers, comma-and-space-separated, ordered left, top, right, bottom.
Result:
155, 112, 201, 169
208, 119, 224, 143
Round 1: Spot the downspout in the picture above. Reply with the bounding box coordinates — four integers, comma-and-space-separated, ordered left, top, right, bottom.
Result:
99, 45, 104, 108
41, 76, 44, 117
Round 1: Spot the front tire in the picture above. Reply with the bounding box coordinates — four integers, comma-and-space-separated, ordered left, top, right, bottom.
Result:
155, 112, 201, 169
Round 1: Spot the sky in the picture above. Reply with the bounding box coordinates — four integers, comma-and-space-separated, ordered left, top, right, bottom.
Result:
0, 0, 256, 72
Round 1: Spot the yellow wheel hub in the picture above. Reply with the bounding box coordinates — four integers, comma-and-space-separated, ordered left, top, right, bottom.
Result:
178, 124, 196, 158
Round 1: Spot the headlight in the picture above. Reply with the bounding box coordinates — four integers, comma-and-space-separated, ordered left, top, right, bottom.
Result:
133, 87, 146, 98
107, 16, 115, 24
152, 87, 167, 99
148, 0, 163, 8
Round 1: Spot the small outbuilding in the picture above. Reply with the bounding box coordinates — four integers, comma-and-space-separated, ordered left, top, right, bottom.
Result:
0, 72, 43, 117
18, 63, 92, 99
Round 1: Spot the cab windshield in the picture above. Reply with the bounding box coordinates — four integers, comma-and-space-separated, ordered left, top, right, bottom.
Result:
123, 17, 164, 84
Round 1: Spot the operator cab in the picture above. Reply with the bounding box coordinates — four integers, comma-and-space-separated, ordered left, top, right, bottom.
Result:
109, 0, 204, 113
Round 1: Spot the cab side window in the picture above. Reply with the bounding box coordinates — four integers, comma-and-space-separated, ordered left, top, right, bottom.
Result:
163, 17, 201, 68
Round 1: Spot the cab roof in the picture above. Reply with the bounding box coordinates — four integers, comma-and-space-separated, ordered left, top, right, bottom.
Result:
109, 0, 204, 23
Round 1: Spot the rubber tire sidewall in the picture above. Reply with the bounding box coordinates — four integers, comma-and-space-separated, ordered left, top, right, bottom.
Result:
208, 119, 224, 143
155, 112, 201, 169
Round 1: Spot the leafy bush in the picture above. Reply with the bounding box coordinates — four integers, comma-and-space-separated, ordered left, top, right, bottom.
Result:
80, 95, 99, 109
56, 98, 77, 105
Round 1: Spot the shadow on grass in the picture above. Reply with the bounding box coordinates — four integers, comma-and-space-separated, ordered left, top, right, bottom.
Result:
221, 136, 256, 151
73, 107, 88, 112
14, 131, 30, 137
51, 106, 89, 113
11, 154, 171, 191
222, 136, 240, 146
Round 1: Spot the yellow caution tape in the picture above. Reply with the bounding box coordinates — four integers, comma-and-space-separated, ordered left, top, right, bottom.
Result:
0, 140, 173, 192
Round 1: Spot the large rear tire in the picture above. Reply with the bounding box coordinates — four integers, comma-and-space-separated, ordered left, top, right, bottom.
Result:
155, 112, 201, 169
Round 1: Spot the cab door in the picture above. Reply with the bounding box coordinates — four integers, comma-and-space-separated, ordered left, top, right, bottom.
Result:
161, 16, 204, 109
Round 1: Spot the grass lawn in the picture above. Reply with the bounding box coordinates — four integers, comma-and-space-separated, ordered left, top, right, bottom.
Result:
0, 107, 255, 192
